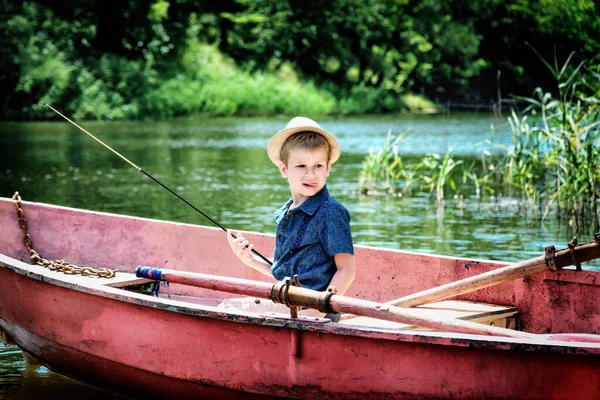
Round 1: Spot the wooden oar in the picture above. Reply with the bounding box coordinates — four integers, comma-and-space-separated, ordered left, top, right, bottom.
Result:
385, 236, 600, 308
136, 266, 543, 340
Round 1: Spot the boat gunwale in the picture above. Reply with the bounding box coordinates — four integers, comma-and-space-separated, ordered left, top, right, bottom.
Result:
6, 197, 600, 273
2, 197, 515, 264
1, 251, 599, 356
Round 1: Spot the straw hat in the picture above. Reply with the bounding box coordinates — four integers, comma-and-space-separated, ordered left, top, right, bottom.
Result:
267, 117, 340, 166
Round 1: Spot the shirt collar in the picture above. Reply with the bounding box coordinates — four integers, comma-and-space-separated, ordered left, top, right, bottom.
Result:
297, 185, 329, 216
274, 186, 330, 221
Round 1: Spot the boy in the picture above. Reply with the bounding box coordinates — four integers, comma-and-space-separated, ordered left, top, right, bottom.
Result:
227, 116, 355, 296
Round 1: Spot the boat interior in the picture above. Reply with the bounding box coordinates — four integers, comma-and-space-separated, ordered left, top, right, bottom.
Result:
82, 269, 521, 332
1, 197, 598, 336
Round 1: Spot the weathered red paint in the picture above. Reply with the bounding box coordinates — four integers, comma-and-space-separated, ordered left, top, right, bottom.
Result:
0, 198, 599, 399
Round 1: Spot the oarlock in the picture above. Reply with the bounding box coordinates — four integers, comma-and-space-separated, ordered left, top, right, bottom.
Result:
544, 245, 557, 272
567, 237, 581, 271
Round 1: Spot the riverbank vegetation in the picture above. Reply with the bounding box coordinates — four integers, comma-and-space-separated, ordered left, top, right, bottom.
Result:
359, 52, 600, 231
2, 1, 599, 121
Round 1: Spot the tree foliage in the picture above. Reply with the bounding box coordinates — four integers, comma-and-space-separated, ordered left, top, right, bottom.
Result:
1, 0, 598, 120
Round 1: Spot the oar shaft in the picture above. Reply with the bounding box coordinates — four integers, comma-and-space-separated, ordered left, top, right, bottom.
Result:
388, 239, 600, 308
143, 267, 275, 298
328, 295, 534, 339
136, 267, 533, 339
389, 258, 546, 308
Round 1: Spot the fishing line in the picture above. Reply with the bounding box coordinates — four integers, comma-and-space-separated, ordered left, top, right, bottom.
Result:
43, 102, 273, 265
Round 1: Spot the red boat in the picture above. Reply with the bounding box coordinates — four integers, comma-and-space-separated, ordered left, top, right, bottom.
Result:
0, 195, 599, 399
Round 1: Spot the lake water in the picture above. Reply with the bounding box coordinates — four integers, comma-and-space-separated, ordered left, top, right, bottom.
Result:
0, 112, 597, 398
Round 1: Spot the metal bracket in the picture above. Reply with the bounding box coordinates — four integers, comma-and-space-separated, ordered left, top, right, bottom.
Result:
567, 237, 582, 271
282, 277, 298, 318
317, 286, 337, 314
545, 245, 557, 272
282, 275, 304, 319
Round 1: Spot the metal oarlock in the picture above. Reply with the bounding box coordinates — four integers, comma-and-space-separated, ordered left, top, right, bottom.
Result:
567, 237, 582, 271
545, 235, 600, 272
282, 275, 304, 318
545, 245, 557, 272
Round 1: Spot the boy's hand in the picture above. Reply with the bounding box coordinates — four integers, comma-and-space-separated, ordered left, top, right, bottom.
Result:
226, 230, 255, 265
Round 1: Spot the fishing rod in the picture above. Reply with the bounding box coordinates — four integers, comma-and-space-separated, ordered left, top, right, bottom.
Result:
43, 102, 273, 265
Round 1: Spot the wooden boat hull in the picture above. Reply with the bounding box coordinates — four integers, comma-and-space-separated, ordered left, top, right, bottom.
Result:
0, 198, 599, 399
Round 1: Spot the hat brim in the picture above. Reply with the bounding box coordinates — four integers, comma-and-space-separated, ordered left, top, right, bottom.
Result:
267, 125, 341, 166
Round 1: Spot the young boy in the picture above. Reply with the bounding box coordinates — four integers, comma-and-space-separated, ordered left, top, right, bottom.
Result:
227, 116, 356, 296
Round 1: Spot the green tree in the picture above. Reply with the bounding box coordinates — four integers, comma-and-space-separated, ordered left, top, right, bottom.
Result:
469, 0, 600, 99
2, 0, 599, 120
217, 0, 486, 99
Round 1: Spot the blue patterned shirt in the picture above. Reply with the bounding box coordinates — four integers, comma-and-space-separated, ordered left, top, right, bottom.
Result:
270, 186, 354, 291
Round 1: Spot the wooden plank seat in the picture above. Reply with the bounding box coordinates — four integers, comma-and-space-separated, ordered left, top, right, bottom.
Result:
49, 269, 154, 289
0, 254, 154, 288
103, 272, 154, 288
339, 300, 519, 330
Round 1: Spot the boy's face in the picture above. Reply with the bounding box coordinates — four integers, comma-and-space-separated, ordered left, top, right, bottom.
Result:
279, 147, 330, 201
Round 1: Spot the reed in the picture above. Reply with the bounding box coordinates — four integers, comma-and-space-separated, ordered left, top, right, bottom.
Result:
499, 51, 600, 230
358, 130, 414, 195
421, 151, 463, 205
358, 134, 476, 205
359, 51, 600, 231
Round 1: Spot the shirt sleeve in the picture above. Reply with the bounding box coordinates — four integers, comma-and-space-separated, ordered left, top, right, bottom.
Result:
319, 203, 354, 256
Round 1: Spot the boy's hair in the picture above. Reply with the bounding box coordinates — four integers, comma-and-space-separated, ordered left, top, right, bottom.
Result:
280, 131, 330, 165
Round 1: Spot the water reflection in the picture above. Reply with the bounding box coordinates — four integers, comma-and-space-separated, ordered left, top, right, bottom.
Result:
0, 343, 129, 399
0, 114, 596, 261
0, 114, 597, 398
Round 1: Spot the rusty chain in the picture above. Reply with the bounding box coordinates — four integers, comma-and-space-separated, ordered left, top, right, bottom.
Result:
11, 192, 118, 278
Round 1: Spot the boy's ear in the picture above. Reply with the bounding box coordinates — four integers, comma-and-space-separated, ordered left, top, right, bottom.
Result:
278, 161, 288, 178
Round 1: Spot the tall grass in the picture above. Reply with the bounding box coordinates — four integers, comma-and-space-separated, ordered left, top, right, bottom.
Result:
358, 133, 474, 205
499, 51, 600, 230
358, 131, 408, 195
359, 52, 600, 231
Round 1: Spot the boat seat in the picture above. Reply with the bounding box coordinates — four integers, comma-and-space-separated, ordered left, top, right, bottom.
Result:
23, 266, 158, 294
102, 272, 154, 288
338, 300, 519, 330
54, 270, 154, 289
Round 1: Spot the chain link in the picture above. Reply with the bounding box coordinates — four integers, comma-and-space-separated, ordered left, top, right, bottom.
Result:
11, 192, 118, 278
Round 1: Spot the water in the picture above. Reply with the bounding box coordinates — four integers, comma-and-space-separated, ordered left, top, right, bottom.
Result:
0, 345, 127, 399
0, 113, 597, 398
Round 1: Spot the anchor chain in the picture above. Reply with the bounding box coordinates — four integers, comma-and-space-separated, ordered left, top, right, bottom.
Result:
11, 192, 117, 278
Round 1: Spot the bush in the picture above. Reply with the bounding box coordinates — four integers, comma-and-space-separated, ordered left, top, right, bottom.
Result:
143, 44, 337, 118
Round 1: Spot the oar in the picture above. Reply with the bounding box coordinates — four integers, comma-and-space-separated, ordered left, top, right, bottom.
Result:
385, 236, 600, 308
136, 266, 540, 340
